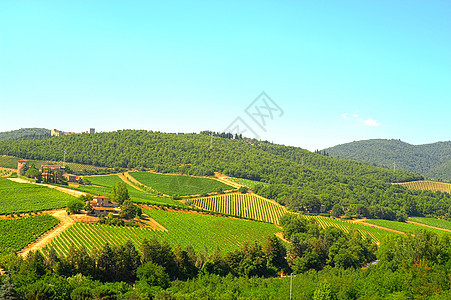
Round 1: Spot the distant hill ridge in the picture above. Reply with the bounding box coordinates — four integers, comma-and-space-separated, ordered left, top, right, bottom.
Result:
324, 139, 451, 181
0, 128, 51, 141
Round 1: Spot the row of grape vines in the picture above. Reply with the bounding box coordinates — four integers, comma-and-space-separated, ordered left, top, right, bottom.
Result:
0, 177, 76, 215
187, 193, 288, 224
49, 223, 168, 256
0, 215, 59, 254
50, 207, 281, 256
396, 180, 451, 194
303, 215, 392, 243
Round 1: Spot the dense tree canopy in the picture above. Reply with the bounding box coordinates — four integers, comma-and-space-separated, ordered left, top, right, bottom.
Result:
325, 139, 451, 181
0, 128, 50, 141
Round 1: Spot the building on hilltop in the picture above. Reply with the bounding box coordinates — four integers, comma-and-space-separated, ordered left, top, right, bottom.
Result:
51, 128, 95, 137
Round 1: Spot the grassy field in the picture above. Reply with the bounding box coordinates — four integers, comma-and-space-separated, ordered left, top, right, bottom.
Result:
0, 155, 108, 174
129, 172, 234, 196
226, 177, 270, 189
50, 207, 281, 256
409, 217, 451, 231
186, 193, 288, 224
304, 216, 393, 243
79, 175, 183, 206
0, 214, 59, 254
396, 180, 451, 194
363, 219, 447, 235
0, 178, 76, 215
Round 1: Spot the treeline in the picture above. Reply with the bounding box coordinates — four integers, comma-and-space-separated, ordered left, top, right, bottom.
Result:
0, 128, 50, 141
3, 130, 451, 220
3, 219, 451, 298
167, 230, 451, 299
0, 215, 377, 299
200, 130, 243, 139
0, 235, 288, 298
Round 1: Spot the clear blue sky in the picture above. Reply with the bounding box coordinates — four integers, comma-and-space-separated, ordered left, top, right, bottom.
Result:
1, 1, 450, 150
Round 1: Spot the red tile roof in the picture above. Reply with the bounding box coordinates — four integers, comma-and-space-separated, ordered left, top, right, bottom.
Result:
93, 207, 117, 211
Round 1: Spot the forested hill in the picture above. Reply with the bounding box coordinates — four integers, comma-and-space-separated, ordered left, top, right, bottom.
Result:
0, 130, 419, 183
0, 128, 51, 141
2, 130, 451, 220
324, 139, 451, 181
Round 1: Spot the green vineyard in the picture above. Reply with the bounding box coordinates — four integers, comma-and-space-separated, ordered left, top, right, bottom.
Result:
186, 192, 289, 224
396, 180, 451, 194
0, 178, 76, 214
0, 214, 59, 254
226, 176, 270, 189
50, 207, 280, 256
80, 175, 183, 206
409, 217, 451, 231
363, 219, 447, 235
129, 172, 234, 196
304, 216, 393, 243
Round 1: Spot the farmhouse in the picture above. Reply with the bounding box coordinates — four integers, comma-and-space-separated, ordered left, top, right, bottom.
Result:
89, 195, 119, 216
40, 165, 62, 172
63, 173, 78, 183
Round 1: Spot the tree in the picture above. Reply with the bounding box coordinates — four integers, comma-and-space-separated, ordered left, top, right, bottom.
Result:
0, 270, 18, 300
331, 204, 344, 218
24, 281, 54, 300
119, 200, 140, 219
114, 240, 141, 282
238, 186, 248, 194
141, 238, 178, 278
173, 244, 197, 280
25, 168, 41, 181
137, 262, 170, 289
111, 182, 130, 205
84, 201, 93, 214
66, 199, 84, 214
263, 235, 288, 273
97, 243, 116, 282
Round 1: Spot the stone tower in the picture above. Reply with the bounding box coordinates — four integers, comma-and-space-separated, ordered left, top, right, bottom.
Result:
17, 160, 28, 175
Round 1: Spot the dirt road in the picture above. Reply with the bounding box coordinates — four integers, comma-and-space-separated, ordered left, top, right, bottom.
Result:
18, 210, 75, 257
214, 173, 242, 188
352, 219, 405, 235
118, 172, 146, 192
7, 177, 86, 197
406, 221, 451, 233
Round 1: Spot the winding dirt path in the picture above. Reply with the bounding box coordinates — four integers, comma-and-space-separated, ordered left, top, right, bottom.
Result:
118, 172, 146, 192
18, 210, 75, 257
275, 232, 290, 244
214, 173, 242, 188
406, 221, 451, 233
352, 219, 406, 235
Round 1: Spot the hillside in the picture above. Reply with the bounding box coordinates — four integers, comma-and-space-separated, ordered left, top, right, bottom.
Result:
0, 128, 50, 141
324, 139, 451, 181
2, 130, 451, 220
